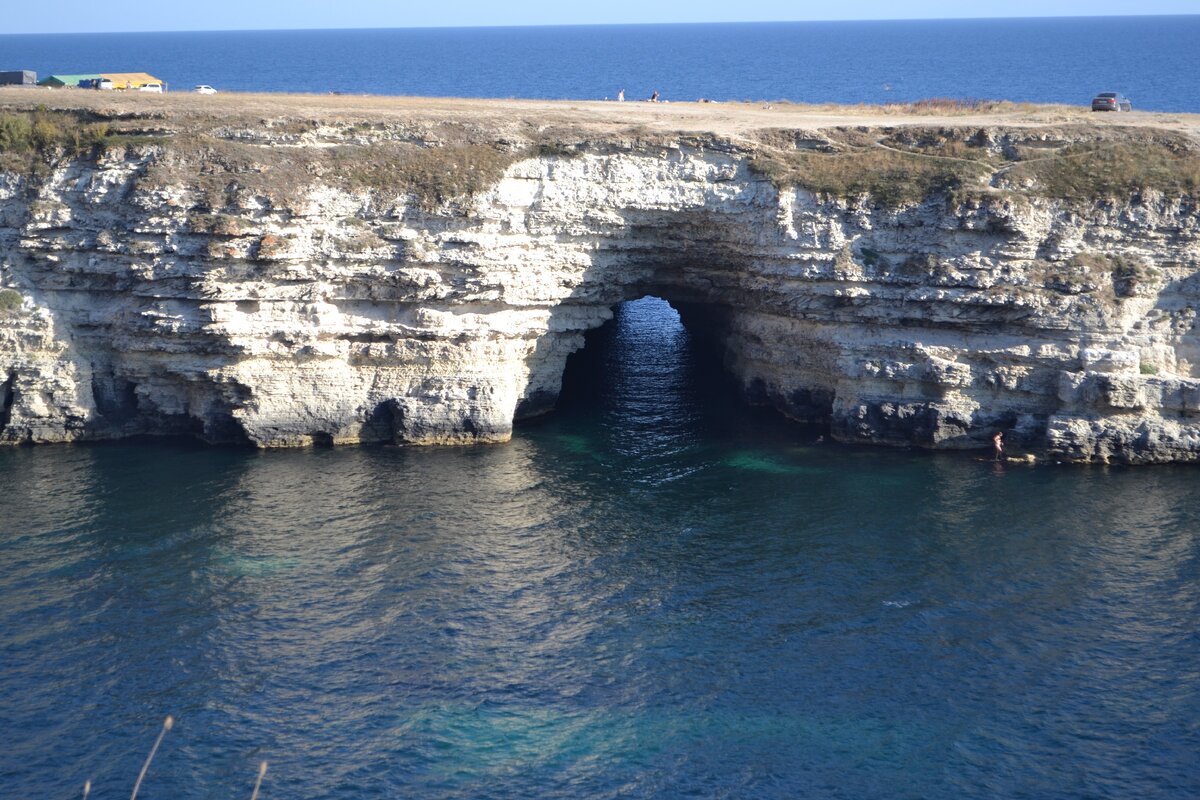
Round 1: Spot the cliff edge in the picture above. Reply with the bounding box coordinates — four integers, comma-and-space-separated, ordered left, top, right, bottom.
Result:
2, 91, 1199, 463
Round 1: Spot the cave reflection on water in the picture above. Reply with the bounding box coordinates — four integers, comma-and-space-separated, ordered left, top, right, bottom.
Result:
2, 297, 1200, 799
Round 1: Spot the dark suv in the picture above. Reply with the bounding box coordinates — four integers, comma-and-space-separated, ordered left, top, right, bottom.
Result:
1092, 92, 1132, 112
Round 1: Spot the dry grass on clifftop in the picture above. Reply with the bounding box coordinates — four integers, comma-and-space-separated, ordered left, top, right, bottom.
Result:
750, 146, 993, 205
750, 125, 1200, 206
137, 133, 532, 210
0, 110, 112, 172
1000, 140, 1200, 200
328, 143, 525, 209
5, 93, 1200, 210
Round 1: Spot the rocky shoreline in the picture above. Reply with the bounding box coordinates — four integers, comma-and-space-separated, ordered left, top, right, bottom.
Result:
1, 95, 1199, 462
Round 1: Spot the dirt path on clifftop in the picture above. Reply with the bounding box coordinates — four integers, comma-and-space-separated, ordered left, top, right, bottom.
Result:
4, 88, 1200, 143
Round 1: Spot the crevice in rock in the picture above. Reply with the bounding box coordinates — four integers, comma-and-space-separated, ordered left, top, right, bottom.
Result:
744, 379, 834, 424
90, 371, 139, 423
0, 371, 16, 430
199, 411, 254, 446
514, 389, 560, 420
363, 399, 405, 443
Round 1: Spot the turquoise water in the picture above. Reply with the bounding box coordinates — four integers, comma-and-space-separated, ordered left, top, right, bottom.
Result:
1, 298, 1199, 798
3, 17, 1200, 110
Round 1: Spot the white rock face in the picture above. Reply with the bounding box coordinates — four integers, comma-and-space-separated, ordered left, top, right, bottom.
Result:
2, 137, 1200, 462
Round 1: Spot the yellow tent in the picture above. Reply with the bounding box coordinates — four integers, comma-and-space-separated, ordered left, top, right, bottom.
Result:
101, 72, 164, 90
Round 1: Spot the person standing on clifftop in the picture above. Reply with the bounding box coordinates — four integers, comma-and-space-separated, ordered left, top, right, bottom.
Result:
650, 90, 660, 102
617, 88, 625, 102
992, 431, 1005, 462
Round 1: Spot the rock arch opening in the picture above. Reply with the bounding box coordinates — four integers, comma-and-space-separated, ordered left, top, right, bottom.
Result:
556, 296, 707, 419
539, 295, 824, 444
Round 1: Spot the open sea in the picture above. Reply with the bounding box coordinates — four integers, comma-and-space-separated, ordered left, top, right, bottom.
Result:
2, 298, 1199, 799
1, 16, 1200, 110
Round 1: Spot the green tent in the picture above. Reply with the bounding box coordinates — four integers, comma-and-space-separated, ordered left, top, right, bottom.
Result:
38, 74, 103, 88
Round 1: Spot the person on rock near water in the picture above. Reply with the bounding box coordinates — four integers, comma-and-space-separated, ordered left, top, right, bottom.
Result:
992, 431, 1005, 461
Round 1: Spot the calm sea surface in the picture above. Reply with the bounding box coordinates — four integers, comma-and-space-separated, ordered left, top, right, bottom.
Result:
1, 298, 1199, 799
1, 16, 1200, 110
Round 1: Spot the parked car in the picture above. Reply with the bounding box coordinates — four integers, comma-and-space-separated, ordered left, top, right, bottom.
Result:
193, 85, 217, 95
1091, 92, 1132, 112
139, 83, 164, 93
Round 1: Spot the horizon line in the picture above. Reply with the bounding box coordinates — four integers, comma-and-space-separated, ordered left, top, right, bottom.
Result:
3, 12, 1198, 37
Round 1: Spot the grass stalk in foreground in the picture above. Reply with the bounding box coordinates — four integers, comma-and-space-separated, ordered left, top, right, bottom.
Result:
250, 761, 268, 800
130, 715, 173, 800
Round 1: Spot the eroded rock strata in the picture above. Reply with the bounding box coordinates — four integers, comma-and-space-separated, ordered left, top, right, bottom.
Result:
2, 102, 1199, 463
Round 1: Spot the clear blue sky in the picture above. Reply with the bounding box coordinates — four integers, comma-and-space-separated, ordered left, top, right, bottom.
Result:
2, 0, 1196, 34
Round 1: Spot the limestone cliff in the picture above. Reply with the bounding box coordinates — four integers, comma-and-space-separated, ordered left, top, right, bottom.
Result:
2, 98, 1199, 463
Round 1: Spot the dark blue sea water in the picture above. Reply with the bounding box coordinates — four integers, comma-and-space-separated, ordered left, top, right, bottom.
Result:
2, 16, 1200, 111
2, 297, 1199, 799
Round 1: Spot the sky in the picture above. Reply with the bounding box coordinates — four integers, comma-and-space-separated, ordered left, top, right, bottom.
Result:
1, 0, 1196, 34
